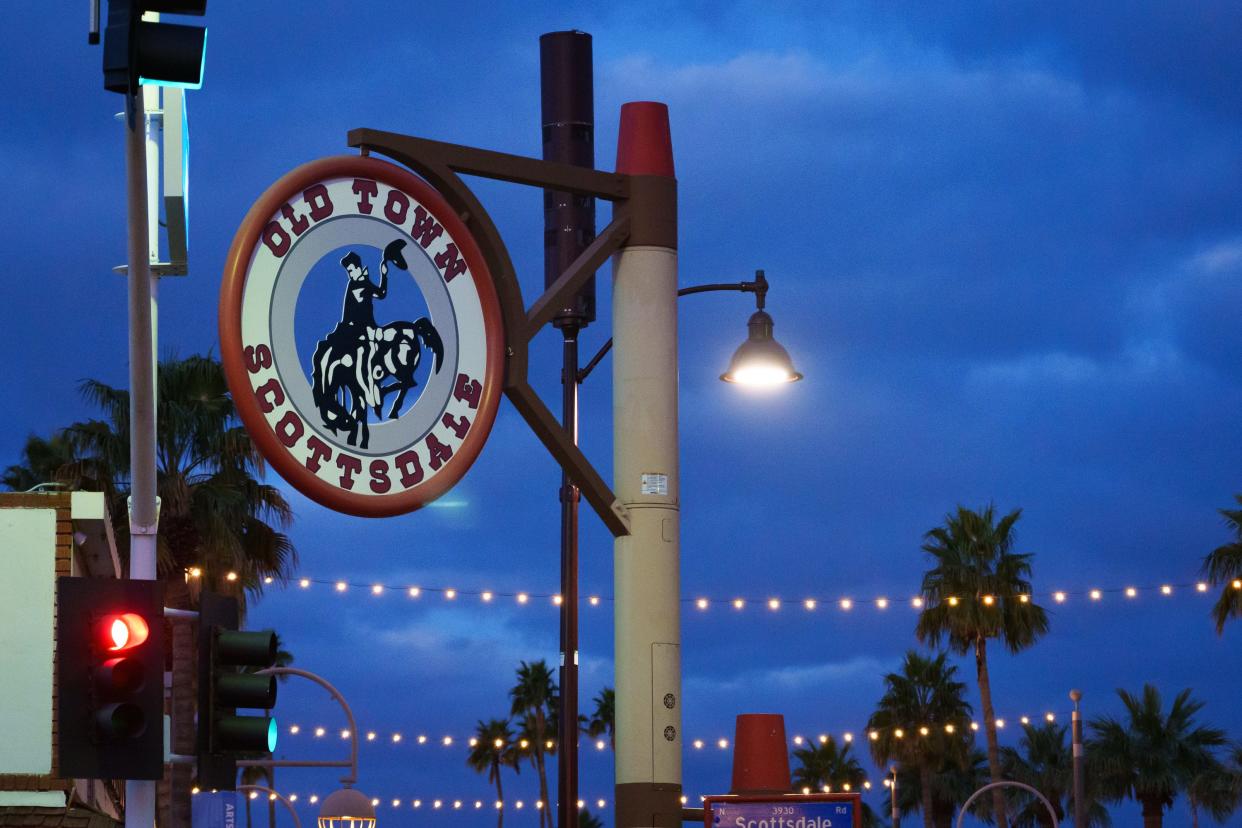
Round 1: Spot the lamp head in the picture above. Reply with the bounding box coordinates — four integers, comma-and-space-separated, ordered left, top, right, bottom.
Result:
720, 309, 802, 386
318, 787, 376, 828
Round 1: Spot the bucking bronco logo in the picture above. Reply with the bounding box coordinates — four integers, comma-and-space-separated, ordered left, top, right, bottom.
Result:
311, 239, 445, 450
220, 156, 503, 517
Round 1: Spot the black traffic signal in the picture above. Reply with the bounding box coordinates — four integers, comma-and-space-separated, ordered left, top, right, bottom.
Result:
56, 577, 165, 780
196, 591, 278, 790
103, 0, 207, 95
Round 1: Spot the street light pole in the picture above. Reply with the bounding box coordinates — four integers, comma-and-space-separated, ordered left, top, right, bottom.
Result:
123, 87, 159, 828
890, 766, 898, 828
1071, 689, 1085, 828
612, 102, 680, 828
541, 31, 596, 828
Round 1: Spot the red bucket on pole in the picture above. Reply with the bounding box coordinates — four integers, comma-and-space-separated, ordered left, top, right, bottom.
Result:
730, 714, 792, 795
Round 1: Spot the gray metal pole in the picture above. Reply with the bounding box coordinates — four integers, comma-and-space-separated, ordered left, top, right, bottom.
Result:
123, 88, 159, 828
890, 766, 898, 828
1070, 690, 1084, 828
612, 102, 679, 828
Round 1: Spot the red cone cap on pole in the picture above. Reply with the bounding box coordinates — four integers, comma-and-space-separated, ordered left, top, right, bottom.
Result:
616, 102, 674, 177
730, 713, 792, 794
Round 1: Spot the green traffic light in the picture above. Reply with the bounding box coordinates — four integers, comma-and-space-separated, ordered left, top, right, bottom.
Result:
217, 715, 277, 753
267, 718, 278, 753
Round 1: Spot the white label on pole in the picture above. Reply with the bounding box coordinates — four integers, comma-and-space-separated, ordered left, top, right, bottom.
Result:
640, 473, 668, 496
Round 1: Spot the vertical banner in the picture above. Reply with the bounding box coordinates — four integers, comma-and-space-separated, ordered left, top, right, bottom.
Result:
192, 791, 239, 828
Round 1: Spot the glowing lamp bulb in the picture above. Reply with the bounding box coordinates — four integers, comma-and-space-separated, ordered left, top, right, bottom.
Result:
105, 613, 149, 651
110, 618, 129, 649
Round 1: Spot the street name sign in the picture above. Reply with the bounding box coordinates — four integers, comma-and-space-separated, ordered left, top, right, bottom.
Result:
220, 156, 504, 516
704, 794, 861, 828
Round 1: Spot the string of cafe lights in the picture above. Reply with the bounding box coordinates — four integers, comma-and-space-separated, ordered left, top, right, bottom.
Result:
198, 712, 1086, 807
196, 791, 620, 811
189, 568, 1242, 614
200, 789, 876, 809
276, 709, 1071, 754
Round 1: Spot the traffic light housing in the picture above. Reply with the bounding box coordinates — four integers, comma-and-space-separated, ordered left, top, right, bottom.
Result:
196, 591, 278, 790
56, 577, 165, 780
103, 0, 207, 95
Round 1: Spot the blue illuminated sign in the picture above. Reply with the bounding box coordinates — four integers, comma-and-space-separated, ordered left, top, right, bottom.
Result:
707, 796, 859, 828
192, 791, 237, 828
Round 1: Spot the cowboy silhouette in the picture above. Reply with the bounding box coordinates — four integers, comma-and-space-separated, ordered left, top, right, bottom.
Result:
311, 240, 444, 449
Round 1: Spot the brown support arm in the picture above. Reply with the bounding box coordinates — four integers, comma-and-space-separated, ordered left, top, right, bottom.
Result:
346, 127, 634, 538
348, 129, 627, 200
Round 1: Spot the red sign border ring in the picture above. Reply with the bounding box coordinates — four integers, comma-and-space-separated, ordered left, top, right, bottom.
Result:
219, 155, 505, 518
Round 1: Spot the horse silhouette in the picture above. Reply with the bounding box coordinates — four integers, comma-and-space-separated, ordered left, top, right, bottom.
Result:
310, 240, 445, 449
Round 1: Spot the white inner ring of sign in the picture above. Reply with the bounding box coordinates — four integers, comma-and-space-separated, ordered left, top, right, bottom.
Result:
267, 214, 460, 457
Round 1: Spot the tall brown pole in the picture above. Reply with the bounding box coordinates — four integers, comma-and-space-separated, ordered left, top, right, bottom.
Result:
890, 766, 899, 828
1071, 690, 1085, 828
541, 30, 596, 828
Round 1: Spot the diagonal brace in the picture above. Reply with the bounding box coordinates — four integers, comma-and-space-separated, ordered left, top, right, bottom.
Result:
525, 214, 630, 338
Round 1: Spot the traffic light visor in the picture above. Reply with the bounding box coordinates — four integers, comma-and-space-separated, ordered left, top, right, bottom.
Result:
136, 21, 207, 90
105, 613, 150, 651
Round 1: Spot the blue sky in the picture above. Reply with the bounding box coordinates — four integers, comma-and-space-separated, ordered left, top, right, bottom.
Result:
5, 3, 1242, 827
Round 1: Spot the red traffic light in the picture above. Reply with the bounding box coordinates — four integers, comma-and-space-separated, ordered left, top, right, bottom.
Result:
103, 613, 150, 651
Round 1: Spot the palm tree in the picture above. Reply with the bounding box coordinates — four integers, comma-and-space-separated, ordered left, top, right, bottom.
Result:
1001, 722, 1109, 828
511, 660, 558, 828
16, 355, 299, 828
867, 651, 973, 828
577, 808, 604, 828
792, 737, 879, 825
896, 744, 989, 828
1087, 684, 1226, 828
238, 766, 273, 828
2, 431, 87, 491
792, 736, 866, 792
468, 719, 520, 828
1202, 495, 1242, 633
1185, 759, 1239, 828
585, 688, 615, 750
916, 504, 1049, 828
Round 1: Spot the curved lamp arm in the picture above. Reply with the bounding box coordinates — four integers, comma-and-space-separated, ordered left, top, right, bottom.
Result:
237, 785, 303, 828
237, 667, 359, 786
577, 270, 769, 382
956, 781, 1058, 828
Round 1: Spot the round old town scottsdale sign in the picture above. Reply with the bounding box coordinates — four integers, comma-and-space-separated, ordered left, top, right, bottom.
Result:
220, 156, 503, 517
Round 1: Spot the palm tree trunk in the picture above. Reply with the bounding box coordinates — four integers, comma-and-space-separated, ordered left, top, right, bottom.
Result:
267, 767, 277, 828
535, 711, 552, 828
1189, 798, 1198, 828
536, 750, 551, 828
918, 761, 935, 828
1141, 797, 1163, 828
495, 766, 504, 828
974, 637, 1007, 828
